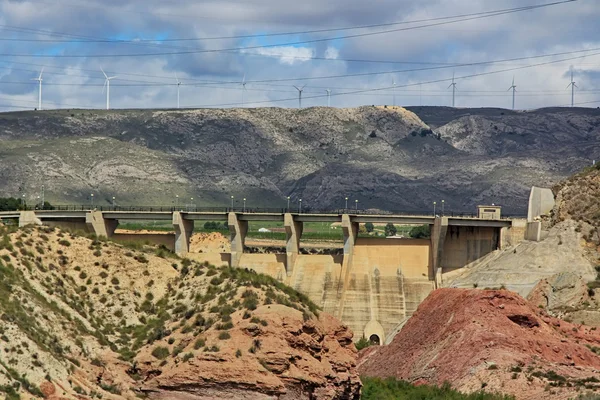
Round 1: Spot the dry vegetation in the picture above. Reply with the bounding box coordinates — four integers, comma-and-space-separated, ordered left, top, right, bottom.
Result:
0, 223, 320, 399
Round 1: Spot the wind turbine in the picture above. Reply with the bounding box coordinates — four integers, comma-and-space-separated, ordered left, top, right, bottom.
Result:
326, 89, 331, 107
241, 73, 247, 107
392, 76, 396, 107
101, 67, 117, 110
293, 85, 306, 109
507, 76, 517, 110
32, 68, 44, 110
448, 73, 457, 107
175, 73, 182, 109
567, 67, 578, 107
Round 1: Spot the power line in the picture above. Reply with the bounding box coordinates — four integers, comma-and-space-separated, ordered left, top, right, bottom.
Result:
1, 46, 598, 89
0, 1, 576, 58
182, 49, 600, 108
0, 1, 576, 44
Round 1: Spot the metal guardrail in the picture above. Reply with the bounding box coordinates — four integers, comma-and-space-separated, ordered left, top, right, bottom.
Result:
0, 205, 526, 220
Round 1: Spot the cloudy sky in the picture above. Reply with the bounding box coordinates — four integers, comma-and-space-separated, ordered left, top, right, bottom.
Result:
0, 0, 599, 112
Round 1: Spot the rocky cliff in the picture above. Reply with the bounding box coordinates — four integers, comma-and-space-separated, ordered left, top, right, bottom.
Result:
0, 223, 360, 399
1, 106, 599, 213
358, 288, 600, 400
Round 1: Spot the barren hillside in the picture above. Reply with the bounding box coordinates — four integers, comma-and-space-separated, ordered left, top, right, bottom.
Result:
0, 223, 360, 399
358, 288, 600, 400
1, 106, 599, 213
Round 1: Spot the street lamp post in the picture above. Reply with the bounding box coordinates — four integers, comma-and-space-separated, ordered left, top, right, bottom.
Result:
345, 197, 348, 210
22, 194, 25, 210
175, 195, 179, 210
190, 197, 194, 211
355, 199, 358, 211
112, 196, 116, 209
287, 196, 290, 212
231, 195, 234, 209
298, 199, 302, 214
441, 200, 445, 216
433, 201, 437, 216
243, 198, 246, 212
90, 193, 94, 209
36, 196, 40, 210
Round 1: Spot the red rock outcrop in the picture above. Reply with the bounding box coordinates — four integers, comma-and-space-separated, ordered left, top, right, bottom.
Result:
358, 289, 600, 399
137, 305, 361, 400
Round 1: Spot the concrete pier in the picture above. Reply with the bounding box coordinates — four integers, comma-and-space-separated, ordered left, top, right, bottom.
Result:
228, 212, 248, 268
18, 211, 41, 227
284, 213, 302, 276
430, 217, 448, 285
173, 212, 194, 255
86, 211, 118, 238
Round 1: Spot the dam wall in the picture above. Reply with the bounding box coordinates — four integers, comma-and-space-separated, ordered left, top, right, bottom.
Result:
341, 238, 434, 342
442, 226, 500, 274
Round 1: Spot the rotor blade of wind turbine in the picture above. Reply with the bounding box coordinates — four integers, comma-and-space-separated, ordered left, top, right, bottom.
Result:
101, 66, 108, 79
39, 67, 44, 79
102, 80, 107, 94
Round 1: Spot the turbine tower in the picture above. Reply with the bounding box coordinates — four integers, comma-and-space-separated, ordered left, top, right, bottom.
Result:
392, 76, 396, 107
508, 76, 517, 110
448, 73, 457, 107
293, 85, 306, 109
567, 68, 578, 107
32, 68, 44, 110
101, 67, 117, 110
241, 73, 247, 107
175, 74, 182, 109
326, 89, 331, 107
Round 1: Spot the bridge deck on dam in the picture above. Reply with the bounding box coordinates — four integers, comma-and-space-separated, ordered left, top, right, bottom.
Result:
0, 208, 524, 344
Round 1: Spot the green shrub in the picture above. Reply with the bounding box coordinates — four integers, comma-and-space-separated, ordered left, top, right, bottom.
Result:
151, 346, 170, 360
218, 331, 231, 340
361, 377, 516, 400
194, 338, 206, 350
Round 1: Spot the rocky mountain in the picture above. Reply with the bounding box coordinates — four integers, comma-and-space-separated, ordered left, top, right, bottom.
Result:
358, 288, 600, 400
0, 223, 361, 399
0, 106, 599, 213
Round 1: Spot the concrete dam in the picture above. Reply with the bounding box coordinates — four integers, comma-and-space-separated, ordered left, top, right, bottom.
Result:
2, 208, 528, 344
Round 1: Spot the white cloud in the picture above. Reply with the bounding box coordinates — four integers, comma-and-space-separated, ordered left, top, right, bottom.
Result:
242, 46, 315, 65
324, 46, 339, 60
0, 0, 599, 111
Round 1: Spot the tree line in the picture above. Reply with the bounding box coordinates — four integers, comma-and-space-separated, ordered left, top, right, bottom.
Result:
0, 197, 54, 211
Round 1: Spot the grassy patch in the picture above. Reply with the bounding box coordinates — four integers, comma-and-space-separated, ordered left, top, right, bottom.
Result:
361, 377, 515, 400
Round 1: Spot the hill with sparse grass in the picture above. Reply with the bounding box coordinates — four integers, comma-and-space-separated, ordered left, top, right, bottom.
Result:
0, 223, 360, 399
1, 106, 599, 213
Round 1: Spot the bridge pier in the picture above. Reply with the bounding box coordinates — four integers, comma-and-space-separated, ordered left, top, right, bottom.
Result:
19, 211, 42, 227
336, 214, 359, 319
86, 211, 118, 238
430, 217, 448, 286
284, 213, 303, 276
173, 212, 194, 256
228, 212, 248, 268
